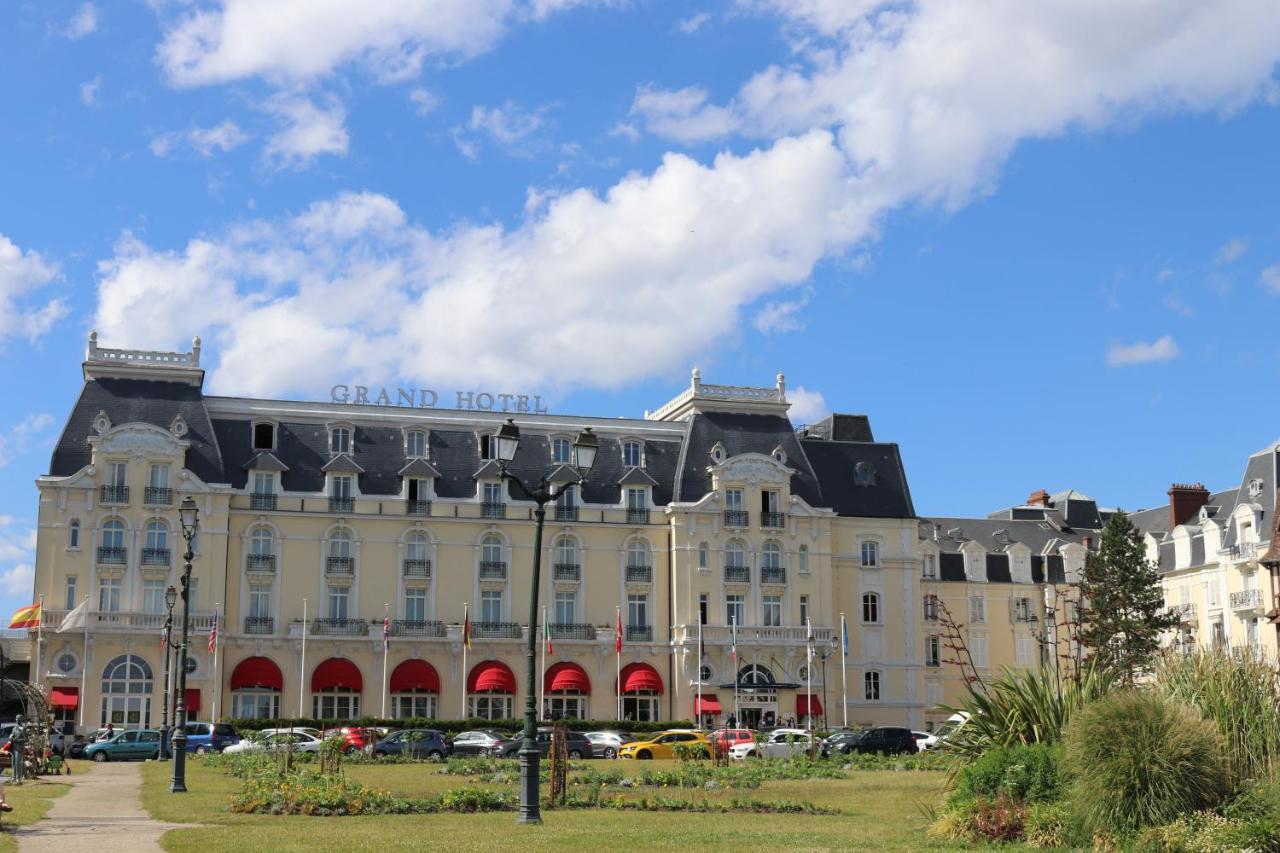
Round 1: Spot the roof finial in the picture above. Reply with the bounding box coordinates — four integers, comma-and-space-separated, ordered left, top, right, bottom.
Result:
691, 367, 701, 392
87, 329, 98, 360
192, 335, 202, 366
775, 371, 786, 399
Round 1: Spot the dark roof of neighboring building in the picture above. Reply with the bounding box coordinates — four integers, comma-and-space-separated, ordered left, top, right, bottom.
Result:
986, 553, 1012, 583
800, 438, 915, 519
939, 553, 966, 582
921, 516, 1090, 555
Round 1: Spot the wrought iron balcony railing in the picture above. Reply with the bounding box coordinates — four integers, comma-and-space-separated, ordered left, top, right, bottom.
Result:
144, 487, 172, 506
554, 505, 579, 522
403, 558, 431, 578
141, 548, 170, 566
250, 492, 278, 510
760, 567, 786, 585
1231, 589, 1265, 610
244, 616, 273, 635
481, 501, 507, 519
626, 508, 651, 524
312, 618, 368, 636
329, 497, 354, 513
760, 511, 785, 529
471, 621, 522, 639
392, 619, 447, 637
100, 485, 129, 504
723, 509, 749, 528
553, 562, 581, 582
625, 563, 652, 583
326, 556, 354, 574
626, 625, 653, 642
479, 560, 507, 580
406, 499, 431, 516
96, 546, 127, 565
724, 565, 750, 584
246, 553, 276, 572
549, 623, 595, 640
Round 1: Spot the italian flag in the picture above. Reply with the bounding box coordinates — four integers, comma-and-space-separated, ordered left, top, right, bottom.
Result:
544, 618, 552, 655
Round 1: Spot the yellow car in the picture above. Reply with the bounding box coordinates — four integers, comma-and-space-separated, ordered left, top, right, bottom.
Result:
618, 730, 711, 760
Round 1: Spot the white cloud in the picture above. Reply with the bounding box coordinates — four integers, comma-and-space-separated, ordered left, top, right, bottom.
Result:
0, 413, 56, 470
754, 292, 809, 334
1259, 264, 1280, 295
261, 93, 349, 169
61, 2, 99, 39
0, 516, 34, 599
454, 101, 550, 159
156, 0, 529, 87
677, 12, 711, 34
0, 235, 66, 347
1107, 336, 1181, 367
409, 87, 441, 116
1215, 236, 1249, 264
787, 385, 828, 425
80, 75, 102, 106
629, 85, 737, 144
1162, 292, 1193, 317
150, 120, 250, 158
0, 564, 34, 597
92, 1, 1280, 397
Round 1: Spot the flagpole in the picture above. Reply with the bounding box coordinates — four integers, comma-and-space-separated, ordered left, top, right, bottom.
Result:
34, 593, 43, 691
805, 616, 814, 739
538, 604, 547, 721
461, 602, 469, 718
840, 612, 849, 729
731, 615, 738, 726
211, 604, 221, 722
696, 618, 703, 728
298, 598, 308, 718
615, 605, 622, 722
381, 603, 390, 720
79, 595, 90, 730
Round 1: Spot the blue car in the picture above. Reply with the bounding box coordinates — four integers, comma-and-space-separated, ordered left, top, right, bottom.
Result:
84, 729, 162, 762
182, 721, 240, 754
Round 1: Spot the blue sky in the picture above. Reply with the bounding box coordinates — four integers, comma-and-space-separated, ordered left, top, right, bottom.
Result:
2, 1, 1280, 617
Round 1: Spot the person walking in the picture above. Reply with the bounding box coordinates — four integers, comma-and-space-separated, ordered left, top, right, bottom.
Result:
9, 715, 26, 784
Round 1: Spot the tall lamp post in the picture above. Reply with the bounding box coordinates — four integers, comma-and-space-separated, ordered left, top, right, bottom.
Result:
159, 585, 178, 760
170, 497, 199, 793
493, 419, 598, 825
818, 638, 838, 732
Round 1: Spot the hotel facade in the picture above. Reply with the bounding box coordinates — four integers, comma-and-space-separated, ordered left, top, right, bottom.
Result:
33, 336, 1103, 734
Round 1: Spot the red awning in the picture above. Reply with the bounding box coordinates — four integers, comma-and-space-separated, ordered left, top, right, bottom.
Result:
50, 687, 78, 709
693, 695, 721, 715
797, 693, 823, 715
312, 658, 363, 692
468, 660, 516, 694
617, 662, 663, 695
230, 656, 283, 691
544, 662, 591, 694
185, 689, 201, 713
390, 659, 440, 693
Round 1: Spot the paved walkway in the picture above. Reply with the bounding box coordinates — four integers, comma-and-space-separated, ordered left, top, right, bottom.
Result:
16, 763, 184, 853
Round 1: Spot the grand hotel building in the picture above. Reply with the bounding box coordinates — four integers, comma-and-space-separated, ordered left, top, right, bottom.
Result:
31, 336, 1099, 733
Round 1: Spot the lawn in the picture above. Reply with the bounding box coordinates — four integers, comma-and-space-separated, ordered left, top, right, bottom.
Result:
140, 758, 956, 852
0, 762, 84, 852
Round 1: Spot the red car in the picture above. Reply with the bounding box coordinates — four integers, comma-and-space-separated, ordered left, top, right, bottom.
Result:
708, 728, 755, 757
321, 726, 380, 754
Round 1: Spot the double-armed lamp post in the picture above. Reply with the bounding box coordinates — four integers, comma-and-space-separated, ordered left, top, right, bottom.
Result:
492, 418, 598, 825
170, 497, 199, 793
159, 584, 178, 760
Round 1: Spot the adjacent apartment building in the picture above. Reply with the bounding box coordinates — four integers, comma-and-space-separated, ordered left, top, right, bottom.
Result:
33, 335, 1103, 733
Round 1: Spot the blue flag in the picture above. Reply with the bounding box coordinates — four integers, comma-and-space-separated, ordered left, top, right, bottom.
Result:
841, 613, 848, 658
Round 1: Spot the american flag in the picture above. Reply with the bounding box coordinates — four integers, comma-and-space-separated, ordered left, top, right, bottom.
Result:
207, 609, 218, 654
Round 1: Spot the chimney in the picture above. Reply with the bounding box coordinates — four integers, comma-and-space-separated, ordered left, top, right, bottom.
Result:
1027, 489, 1050, 507
1168, 483, 1210, 529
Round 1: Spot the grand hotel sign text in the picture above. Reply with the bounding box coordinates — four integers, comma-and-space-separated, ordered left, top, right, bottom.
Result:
331, 385, 549, 414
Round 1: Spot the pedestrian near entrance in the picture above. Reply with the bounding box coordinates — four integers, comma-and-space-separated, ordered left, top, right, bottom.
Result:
9, 716, 26, 783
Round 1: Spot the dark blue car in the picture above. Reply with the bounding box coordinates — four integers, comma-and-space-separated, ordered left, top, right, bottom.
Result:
183, 721, 240, 753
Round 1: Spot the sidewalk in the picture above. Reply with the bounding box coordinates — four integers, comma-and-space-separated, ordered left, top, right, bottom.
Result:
16, 763, 184, 853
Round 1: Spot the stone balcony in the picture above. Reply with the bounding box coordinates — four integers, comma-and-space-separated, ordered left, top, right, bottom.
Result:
1230, 589, 1265, 614
679, 623, 834, 646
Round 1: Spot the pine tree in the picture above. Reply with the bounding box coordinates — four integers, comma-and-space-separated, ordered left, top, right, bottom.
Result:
1076, 510, 1177, 685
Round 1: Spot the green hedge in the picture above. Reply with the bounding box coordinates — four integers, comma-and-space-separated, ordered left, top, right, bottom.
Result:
225, 717, 695, 736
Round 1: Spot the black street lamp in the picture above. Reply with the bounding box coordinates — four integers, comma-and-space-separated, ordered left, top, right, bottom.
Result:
494, 419, 597, 825
159, 584, 178, 760
170, 497, 199, 793
818, 638, 838, 732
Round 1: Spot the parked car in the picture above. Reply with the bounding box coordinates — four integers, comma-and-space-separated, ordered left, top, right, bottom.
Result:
370, 729, 452, 760
83, 729, 163, 762
257, 726, 323, 740
321, 726, 380, 754
67, 728, 112, 759
618, 730, 711, 761
450, 730, 514, 757
708, 728, 755, 758
182, 721, 240, 754
496, 728, 593, 759
912, 730, 938, 751
849, 727, 918, 756
933, 712, 971, 746
583, 730, 627, 759
820, 730, 865, 757
729, 728, 815, 760
223, 731, 324, 754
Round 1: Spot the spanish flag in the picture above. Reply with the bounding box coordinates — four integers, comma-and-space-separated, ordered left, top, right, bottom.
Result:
462, 602, 471, 650
9, 604, 41, 630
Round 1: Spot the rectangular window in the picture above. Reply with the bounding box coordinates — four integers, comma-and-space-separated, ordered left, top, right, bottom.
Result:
98, 577, 121, 612
556, 486, 576, 509
404, 588, 426, 623
762, 595, 782, 627
922, 554, 937, 579
555, 590, 576, 625
1208, 580, 1220, 608
479, 434, 495, 460
628, 593, 648, 627
407, 477, 428, 502
406, 431, 427, 458
249, 584, 272, 619
969, 595, 985, 623
253, 472, 274, 494
148, 464, 169, 489
1016, 638, 1036, 667
971, 636, 989, 669
725, 594, 745, 627
860, 541, 879, 568
142, 579, 166, 613
481, 590, 502, 623
483, 482, 505, 504
64, 576, 77, 611
551, 437, 571, 463
926, 636, 940, 666
252, 422, 275, 450
698, 593, 708, 625
923, 594, 939, 622
623, 440, 642, 468
761, 490, 780, 513
799, 594, 809, 626
331, 427, 351, 454
107, 462, 127, 488
331, 475, 353, 499
626, 487, 646, 509
327, 585, 349, 621
725, 489, 744, 511
1179, 583, 1190, 605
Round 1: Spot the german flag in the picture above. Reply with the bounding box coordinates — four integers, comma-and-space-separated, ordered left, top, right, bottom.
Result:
9, 604, 41, 630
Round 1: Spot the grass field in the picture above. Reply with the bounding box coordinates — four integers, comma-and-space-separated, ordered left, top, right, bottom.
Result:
140, 758, 955, 852
0, 765, 82, 852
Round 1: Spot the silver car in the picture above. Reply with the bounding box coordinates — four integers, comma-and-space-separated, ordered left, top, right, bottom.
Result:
583, 730, 628, 759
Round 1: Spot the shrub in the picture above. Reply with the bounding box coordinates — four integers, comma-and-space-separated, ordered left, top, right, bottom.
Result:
952, 743, 1062, 805
968, 794, 1028, 843
1134, 809, 1280, 853
1024, 801, 1069, 849
1063, 691, 1228, 836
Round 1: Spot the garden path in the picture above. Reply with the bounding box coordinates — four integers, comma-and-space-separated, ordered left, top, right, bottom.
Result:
16, 762, 184, 853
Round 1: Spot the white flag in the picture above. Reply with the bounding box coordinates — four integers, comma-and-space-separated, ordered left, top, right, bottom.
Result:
56, 600, 87, 633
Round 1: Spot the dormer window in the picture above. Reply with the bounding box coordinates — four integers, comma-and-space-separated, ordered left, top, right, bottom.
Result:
551, 437, 572, 464
854, 461, 876, 486
406, 430, 427, 458
253, 422, 276, 450
623, 440, 643, 468
771, 445, 786, 464
709, 442, 726, 464
331, 426, 351, 454
479, 433, 497, 460
1249, 478, 1264, 498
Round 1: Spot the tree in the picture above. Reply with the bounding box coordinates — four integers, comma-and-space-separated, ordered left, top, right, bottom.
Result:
1075, 510, 1177, 685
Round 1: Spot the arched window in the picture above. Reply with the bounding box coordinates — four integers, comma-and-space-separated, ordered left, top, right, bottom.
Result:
554, 535, 578, 571
143, 520, 169, 566
251, 526, 273, 556
329, 530, 352, 559
101, 519, 125, 549
551, 437, 571, 463
798, 544, 809, 574
862, 593, 879, 624
626, 539, 651, 568
864, 670, 881, 701
860, 541, 879, 568
737, 664, 775, 688
406, 532, 429, 562
69, 519, 80, 549
481, 533, 504, 565
101, 654, 154, 727
725, 540, 746, 568
762, 542, 781, 569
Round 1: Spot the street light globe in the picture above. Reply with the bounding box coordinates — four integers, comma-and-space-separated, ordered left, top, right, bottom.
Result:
178, 496, 200, 538
573, 427, 598, 472
496, 418, 521, 462
165, 585, 177, 611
